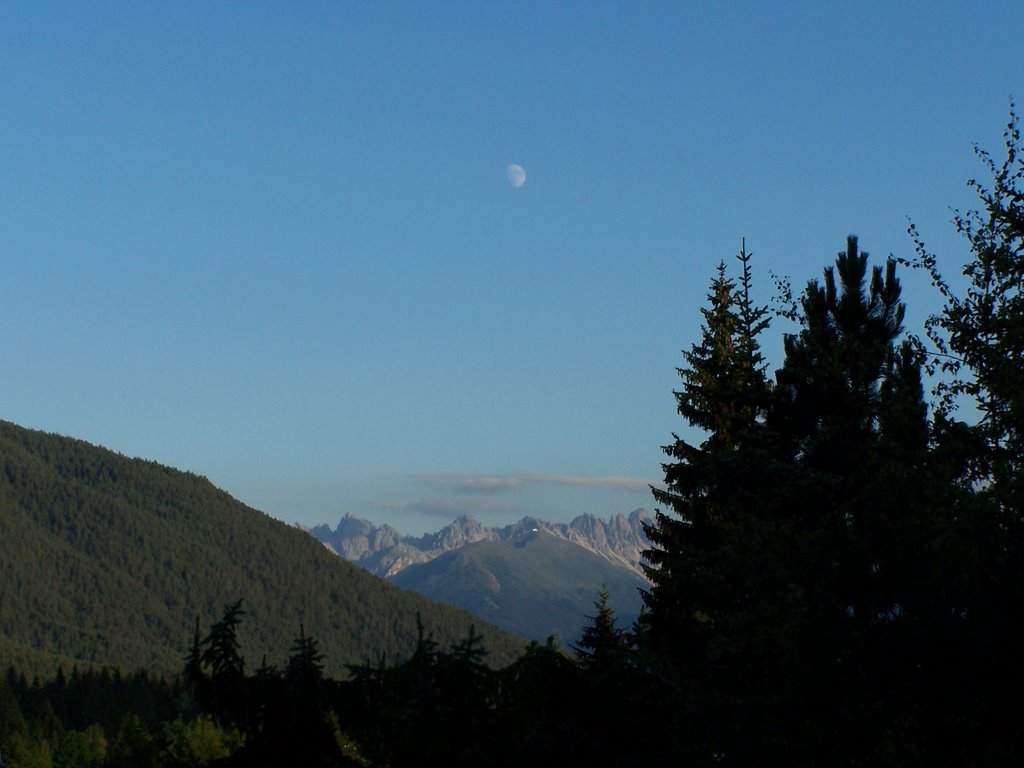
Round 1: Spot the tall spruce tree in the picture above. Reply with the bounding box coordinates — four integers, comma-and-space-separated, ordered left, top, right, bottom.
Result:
643, 245, 770, 639
640, 245, 772, 761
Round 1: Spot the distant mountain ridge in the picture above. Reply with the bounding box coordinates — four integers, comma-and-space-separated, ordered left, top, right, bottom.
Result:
307, 510, 653, 642
309, 508, 653, 580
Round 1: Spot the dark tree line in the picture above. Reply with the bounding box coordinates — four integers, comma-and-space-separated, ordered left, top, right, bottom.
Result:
640, 106, 1024, 766
177, 601, 651, 766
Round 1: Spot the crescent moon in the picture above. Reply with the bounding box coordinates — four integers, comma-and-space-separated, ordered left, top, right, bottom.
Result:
506, 164, 526, 188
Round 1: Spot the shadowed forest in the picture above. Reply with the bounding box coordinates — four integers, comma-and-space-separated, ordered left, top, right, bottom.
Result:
2, 110, 1023, 766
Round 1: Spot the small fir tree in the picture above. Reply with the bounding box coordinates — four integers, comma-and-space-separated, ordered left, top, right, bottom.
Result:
198, 599, 247, 730
573, 585, 628, 672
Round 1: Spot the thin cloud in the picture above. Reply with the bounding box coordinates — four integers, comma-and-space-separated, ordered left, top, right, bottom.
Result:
369, 495, 519, 518
418, 472, 662, 495
418, 474, 525, 494
452, 476, 526, 494
522, 473, 660, 492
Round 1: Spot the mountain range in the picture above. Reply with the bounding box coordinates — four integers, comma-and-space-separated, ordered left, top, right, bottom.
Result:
308, 510, 652, 643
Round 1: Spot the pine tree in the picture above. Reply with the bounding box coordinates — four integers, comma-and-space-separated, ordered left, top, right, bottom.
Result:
183, 617, 206, 702
285, 624, 325, 689
773, 237, 907, 473
201, 600, 246, 682
0, 676, 29, 757
198, 599, 247, 730
450, 624, 488, 669
758, 238, 990, 763
642, 238, 976, 762
572, 585, 628, 672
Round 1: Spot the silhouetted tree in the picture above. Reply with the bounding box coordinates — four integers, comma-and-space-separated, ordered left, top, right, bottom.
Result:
198, 599, 247, 730
640, 236, 986, 764
902, 103, 1024, 764
573, 585, 628, 672
639, 244, 776, 763
765, 238, 943, 761
643, 246, 772, 655
908, 103, 1024, 495
285, 624, 325, 690
182, 616, 207, 708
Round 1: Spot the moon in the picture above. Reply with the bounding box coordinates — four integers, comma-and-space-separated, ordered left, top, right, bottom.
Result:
506, 163, 526, 188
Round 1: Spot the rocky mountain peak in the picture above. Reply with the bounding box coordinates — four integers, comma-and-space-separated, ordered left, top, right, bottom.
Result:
308, 509, 652, 580
421, 515, 491, 551
335, 512, 374, 538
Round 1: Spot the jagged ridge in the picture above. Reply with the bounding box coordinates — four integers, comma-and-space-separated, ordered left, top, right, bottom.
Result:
309, 508, 653, 580
307, 510, 653, 643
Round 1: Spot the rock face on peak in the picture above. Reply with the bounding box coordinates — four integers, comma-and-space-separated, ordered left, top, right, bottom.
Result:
418, 515, 492, 552
564, 508, 652, 575
310, 509, 652, 580
307, 509, 653, 643
311, 513, 404, 561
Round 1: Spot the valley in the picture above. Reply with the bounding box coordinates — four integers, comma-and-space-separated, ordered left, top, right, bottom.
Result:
307, 510, 651, 643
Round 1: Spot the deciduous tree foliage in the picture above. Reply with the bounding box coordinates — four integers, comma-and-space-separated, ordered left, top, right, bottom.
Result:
909, 105, 1024, 488
902, 103, 1024, 764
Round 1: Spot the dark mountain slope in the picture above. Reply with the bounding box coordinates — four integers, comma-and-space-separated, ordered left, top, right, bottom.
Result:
0, 421, 525, 676
392, 528, 647, 643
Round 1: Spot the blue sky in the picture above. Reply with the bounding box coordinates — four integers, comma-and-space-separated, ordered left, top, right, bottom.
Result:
1, 2, 1020, 534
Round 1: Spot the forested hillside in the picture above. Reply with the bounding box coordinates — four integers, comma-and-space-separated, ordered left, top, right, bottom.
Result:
0, 421, 526, 677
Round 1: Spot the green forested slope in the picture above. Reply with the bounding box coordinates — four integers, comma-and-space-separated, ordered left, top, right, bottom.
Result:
0, 421, 526, 676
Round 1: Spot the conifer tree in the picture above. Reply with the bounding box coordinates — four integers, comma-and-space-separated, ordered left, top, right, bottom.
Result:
278, 625, 345, 763
286, 624, 325, 688
573, 585, 628, 672
198, 599, 247, 730
0, 676, 29, 756
638, 245, 773, 762
183, 617, 206, 702
753, 238, 971, 762
642, 244, 771, 655
451, 625, 486, 662
642, 237, 975, 762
